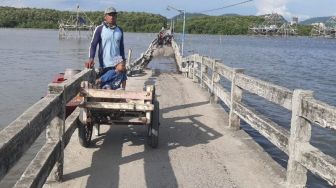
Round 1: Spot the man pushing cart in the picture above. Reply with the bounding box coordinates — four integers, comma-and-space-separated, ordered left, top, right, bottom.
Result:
79, 7, 160, 148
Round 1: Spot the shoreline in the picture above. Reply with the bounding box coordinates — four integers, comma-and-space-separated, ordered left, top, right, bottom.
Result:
0, 27, 318, 37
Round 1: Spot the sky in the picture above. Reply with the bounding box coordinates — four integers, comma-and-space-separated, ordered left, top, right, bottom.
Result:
0, 0, 336, 20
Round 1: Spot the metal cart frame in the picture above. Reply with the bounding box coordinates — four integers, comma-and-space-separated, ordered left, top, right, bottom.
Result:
78, 81, 160, 148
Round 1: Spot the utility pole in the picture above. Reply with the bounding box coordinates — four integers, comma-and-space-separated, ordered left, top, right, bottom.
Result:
167, 6, 186, 57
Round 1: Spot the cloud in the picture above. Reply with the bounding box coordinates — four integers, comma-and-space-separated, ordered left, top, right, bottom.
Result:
255, 0, 291, 17
0, 0, 25, 8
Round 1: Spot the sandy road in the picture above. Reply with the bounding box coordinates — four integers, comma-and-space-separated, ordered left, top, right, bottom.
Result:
44, 67, 286, 188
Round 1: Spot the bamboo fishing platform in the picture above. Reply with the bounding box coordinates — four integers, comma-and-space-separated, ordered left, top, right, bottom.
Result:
0, 30, 336, 188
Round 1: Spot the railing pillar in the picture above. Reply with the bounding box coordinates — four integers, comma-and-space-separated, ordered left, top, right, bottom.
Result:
47, 85, 66, 182
200, 57, 208, 88
183, 60, 188, 78
200, 57, 204, 87
188, 61, 193, 79
192, 55, 197, 83
229, 68, 245, 130
126, 48, 132, 68
210, 60, 219, 104
286, 90, 314, 188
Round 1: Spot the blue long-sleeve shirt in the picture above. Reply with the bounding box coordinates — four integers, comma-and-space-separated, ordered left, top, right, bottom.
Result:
89, 22, 125, 68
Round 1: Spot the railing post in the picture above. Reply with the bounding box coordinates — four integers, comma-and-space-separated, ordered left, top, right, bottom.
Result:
192, 55, 197, 83
188, 61, 193, 79
183, 59, 188, 78
200, 57, 203, 87
200, 57, 208, 88
286, 90, 314, 188
210, 60, 219, 104
127, 48, 132, 67
47, 85, 66, 182
229, 68, 245, 130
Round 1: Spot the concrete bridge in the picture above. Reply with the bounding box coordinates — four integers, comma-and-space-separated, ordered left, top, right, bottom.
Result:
0, 33, 336, 188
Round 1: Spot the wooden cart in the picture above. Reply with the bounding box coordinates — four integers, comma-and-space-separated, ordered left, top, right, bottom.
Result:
78, 81, 160, 148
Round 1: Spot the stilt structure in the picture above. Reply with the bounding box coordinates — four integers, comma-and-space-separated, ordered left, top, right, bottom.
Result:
311, 16, 336, 38
58, 4, 95, 39
249, 13, 297, 36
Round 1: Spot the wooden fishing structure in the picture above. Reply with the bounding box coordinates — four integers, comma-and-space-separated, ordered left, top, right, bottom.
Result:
249, 13, 297, 36
58, 5, 95, 39
311, 16, 336, 38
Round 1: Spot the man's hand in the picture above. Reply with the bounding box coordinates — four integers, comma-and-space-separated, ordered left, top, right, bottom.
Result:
95, 78, 101, 85
85, 59, 95, 68
98, 67, 103, 73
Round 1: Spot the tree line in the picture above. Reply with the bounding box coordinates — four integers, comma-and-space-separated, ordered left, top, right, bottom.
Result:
173, 15, 264, 35
0, 6, 167, 32
172, 15, 313, 36
0, 6, 313, 36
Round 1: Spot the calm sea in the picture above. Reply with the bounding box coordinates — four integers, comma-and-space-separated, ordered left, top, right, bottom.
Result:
1, 29, 335, 187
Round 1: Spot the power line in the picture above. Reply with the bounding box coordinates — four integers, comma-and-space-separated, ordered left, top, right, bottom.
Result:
199, 0, 253, 13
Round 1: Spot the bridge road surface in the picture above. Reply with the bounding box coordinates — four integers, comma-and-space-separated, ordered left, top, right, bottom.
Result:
44, 59, 286, 188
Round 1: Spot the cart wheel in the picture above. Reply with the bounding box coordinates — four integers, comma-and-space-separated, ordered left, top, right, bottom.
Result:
148, 100, 160, 148
78, 109, 93, 148
78, 121, 93, 148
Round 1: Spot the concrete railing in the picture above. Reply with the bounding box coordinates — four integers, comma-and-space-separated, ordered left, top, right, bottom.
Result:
171, 39, 185, 73
173, 40, 336, 187
0, 69, 95, 187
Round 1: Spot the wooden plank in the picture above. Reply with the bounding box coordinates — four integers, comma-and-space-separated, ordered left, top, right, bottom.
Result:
213, 83, 231, 107
48, 69, 95, 103
216, 63, 233, 80
235, 73, 293, 110
233, 101, 290, 154
14, 141, 61, 188
299, 145, 336, 186
0, 94, 62, 181
301, 98, 336, 130
81, 102, 154, 112
81, 89, 152, 100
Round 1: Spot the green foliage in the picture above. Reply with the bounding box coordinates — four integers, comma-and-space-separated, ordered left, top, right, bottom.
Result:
0, 6, 313, 36
297, 25, 313, 36
0, 6, 167, 32
173, 15, 312, 36
117, 12, 167, 32
174, 15, 265, 35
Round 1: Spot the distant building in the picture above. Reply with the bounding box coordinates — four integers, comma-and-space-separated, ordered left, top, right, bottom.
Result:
291, 17, 299, 26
